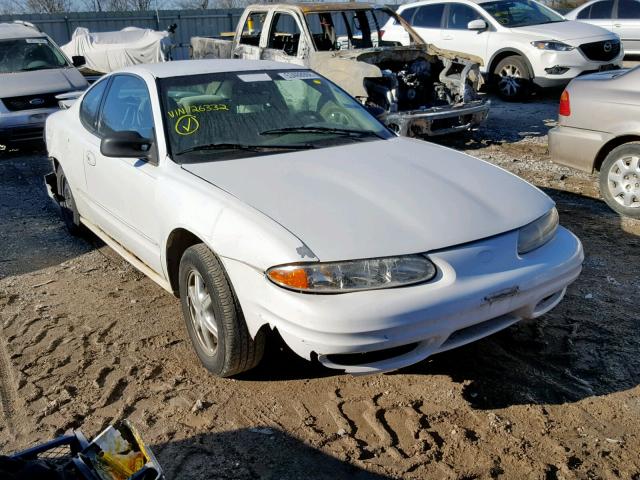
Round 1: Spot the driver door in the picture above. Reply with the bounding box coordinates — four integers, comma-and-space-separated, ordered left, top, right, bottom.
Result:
82, 74, 162, 273
440, 3, 489, 61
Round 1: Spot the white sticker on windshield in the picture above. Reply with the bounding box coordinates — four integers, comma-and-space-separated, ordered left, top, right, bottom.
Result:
279, 71, 320, 81
25, 38, 48, 44
237, 73, 272, 82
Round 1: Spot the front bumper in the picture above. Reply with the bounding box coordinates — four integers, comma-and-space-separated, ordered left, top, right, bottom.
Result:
532, 48, 625, 88
549, 125, 613, 172
0, 107, 58, 146
223, 226, 583, 374
382, 100, 490, 137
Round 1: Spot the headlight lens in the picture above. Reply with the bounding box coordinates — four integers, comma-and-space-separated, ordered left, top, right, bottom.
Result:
267, 255, 437, 293
531, 40, 575, 51
518, 208, 559, 254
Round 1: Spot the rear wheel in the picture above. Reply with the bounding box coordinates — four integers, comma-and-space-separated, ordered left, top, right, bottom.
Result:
599, 142, 640, 218
56, 166, 83, 236
493, 55, 532, 100
178, 244, 265, 377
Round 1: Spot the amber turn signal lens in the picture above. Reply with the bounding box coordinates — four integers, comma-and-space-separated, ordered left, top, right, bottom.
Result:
268, 267, 309, 290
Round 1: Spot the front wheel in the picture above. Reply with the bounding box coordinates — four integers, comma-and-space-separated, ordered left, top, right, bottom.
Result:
599, 142, 640, 218
493, 55, 532, 101
178, 244, 265, 377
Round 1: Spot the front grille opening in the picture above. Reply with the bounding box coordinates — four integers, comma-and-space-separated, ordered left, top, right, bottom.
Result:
326, 342, 419, 366
2, 92, 63, 111
579, 40, 620, 62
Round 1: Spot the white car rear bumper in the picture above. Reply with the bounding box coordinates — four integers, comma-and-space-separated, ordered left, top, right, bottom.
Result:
223, 226, 583, 374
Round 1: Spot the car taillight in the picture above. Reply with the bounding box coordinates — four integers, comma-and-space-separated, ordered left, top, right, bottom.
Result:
379, 29, 385, 38
559, 90, 570, 116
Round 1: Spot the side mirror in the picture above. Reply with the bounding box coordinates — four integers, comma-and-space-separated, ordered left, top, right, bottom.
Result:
72, 55, 86, 68
467, 19, 488, 31
100, 131, 156, 165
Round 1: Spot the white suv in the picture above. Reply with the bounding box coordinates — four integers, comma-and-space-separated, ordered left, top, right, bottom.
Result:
382, 0, 624, 99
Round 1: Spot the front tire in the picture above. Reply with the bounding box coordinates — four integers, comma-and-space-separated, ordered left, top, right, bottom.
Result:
599, 142, 640, 218
178, 244, 265, 377
493, 55, 532, 101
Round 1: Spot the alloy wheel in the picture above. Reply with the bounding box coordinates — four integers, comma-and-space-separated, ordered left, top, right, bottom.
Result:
186, 270, 218, 356
498, 64, 523, 97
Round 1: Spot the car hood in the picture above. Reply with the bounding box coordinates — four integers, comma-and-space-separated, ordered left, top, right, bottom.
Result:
0, 68, 87, 98
513, 20, 616, 43
183, 138, 554, 261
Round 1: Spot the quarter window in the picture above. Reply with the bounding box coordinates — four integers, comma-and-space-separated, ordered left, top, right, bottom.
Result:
445, 4, 483, 29
585, 0, 614, 18
618, 0, 640, 18
99, 75, 154, 139
79, 79, 109, 134
267, 13, 301, 56
413, 4, 445, 28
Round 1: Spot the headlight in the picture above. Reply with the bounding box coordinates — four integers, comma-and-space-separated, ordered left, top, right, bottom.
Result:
267, 255, 437, 293
531, 40, 574, 51
518, 208, 559, 255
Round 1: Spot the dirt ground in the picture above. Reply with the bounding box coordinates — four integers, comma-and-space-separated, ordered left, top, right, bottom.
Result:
1, 88, 639, 480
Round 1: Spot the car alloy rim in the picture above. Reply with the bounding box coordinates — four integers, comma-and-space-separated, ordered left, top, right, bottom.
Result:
186, 270, 218, 356
62, 181, 74, 224
608, 154, 640, 208
498, 64, 522, 97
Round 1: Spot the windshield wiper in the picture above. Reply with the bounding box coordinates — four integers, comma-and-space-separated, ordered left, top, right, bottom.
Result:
175, 142, 315, 156
260, 126, 384, 139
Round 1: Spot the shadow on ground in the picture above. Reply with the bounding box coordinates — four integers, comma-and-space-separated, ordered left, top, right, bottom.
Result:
154, 428, 391, 480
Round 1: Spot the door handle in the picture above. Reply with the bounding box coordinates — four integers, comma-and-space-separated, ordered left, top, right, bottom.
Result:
442, 35, 453, 40
86, 152, 96, 166
613, 23, 622, 28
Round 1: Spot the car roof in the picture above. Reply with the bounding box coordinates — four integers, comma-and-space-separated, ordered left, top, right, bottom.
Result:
0, 22, 46, 40
246, 2, 378, 12
122, 59, 305, 79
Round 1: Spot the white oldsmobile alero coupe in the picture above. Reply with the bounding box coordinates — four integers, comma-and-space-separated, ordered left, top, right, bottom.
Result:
44, 59, 583, 377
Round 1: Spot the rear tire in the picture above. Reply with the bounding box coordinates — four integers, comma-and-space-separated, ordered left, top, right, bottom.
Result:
178, 244, 265, 377
56, 166, 83, 236
599, 142, 640, 219
493, 55, 532, 101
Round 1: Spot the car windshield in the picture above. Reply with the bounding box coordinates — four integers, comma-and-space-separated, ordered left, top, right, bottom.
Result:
481, 0, 565, 27
159, 69, 393, 163
0, 37, 68, 73
305, 7, 407, 51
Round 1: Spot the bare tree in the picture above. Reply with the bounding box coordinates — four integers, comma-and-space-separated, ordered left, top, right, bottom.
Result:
23, 0, 72, 13
177, 0, 208, 9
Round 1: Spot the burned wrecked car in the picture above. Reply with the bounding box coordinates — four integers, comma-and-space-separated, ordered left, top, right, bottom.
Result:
191, 3, 489, 136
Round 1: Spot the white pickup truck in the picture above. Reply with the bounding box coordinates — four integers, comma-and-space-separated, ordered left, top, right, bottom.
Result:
191, 2, 489, 136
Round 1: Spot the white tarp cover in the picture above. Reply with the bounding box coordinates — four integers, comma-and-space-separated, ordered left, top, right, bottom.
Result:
61, 27, 170, 73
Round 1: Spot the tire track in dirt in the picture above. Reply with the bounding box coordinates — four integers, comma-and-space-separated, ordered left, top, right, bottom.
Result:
0, 334, 19, 435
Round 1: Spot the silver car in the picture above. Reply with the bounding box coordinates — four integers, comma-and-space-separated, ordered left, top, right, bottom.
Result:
549, 66, 640, 218
0, 21, 88, 151
566, 0, 640, 55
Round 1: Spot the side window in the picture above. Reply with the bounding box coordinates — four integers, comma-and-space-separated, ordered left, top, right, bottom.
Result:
445, 4, 482, 29
239, 12, 267, 47
590, 0, 614, 18
80, 79, 109, 134
577, 5, 591, 19
267, 13, 301, 56
413, 4, 445, 28
99, 75, 154, 139
619, 0, 640, 18
398, 7, 417, 24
